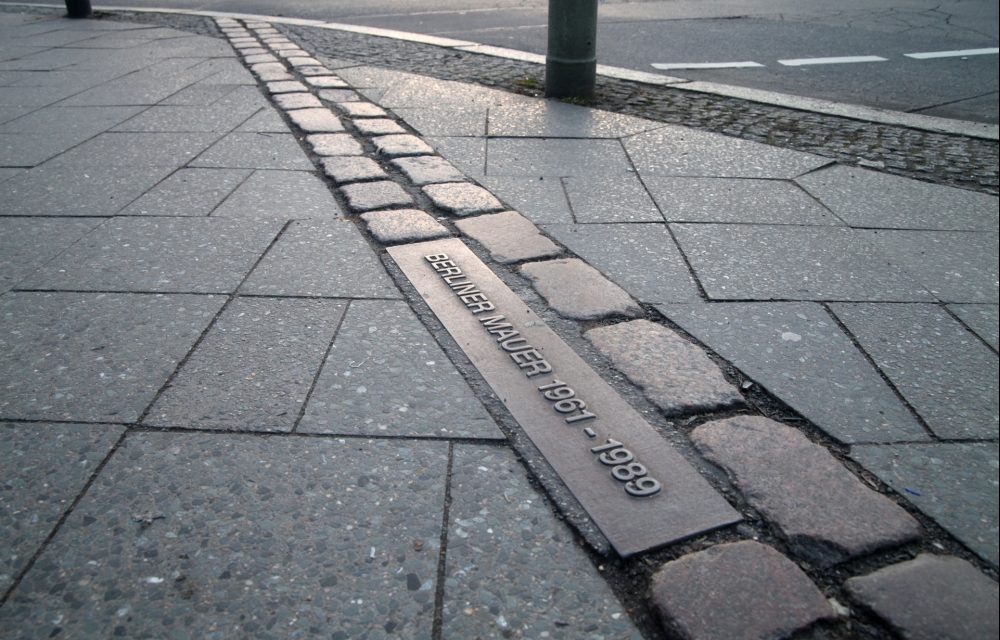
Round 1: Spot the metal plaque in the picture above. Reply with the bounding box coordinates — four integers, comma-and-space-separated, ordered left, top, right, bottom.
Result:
389, 239, 740, 557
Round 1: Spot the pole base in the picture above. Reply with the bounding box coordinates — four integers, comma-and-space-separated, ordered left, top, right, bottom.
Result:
545, 58, 596, 98
65, 0, 92, 18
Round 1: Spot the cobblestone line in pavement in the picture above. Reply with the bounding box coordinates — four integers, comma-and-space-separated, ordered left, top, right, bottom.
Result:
218, 18, 998, 640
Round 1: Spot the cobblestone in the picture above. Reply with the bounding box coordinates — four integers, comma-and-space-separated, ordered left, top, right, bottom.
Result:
651, 541, 835, 640
341, 180, 414, 212
585, 320, 744, 417
336, 102, 387, 117
361, 209, 450, 244
286, 107, 344, 133
353, 118, 406, 136
692, 416, 922, 565
274, 92, 322, 110
423, 182, 504, 216
321, 156, 387, 184
455, 210, 561, 264
307, 133, 363, 156
521, 258, 642, 320
372, 134, 434, 157
307, 76, 350, 89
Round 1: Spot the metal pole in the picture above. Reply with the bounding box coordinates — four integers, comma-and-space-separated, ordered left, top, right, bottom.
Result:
545, 0, 598, 98
65, 0, 92, 18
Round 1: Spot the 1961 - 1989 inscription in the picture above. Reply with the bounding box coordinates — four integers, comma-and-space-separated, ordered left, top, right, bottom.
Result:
389, 239, 739, 557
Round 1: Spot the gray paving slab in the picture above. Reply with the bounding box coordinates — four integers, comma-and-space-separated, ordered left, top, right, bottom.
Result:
488, 101, 660, 138
109, 104, 259, 133
0, 432, 448, 639
625, 125, 829, 179
212, 170, 343, 219
241, 219, 400, 298
562, 173, 663, 223
390, 155, 465, 186
486, 138, 631, 177
0, 217, 101, 293
586, 319, 744, 417
118, 167, 251, 217
21, 217, 282, 293
191, 132, 313, 170
0, 422, 124, 594
372, 134, 435, 158
146, 298, 346, 432
0, 84, 79, 106
2, 162, 175, 217
0, 132, 92, 167
521, 258, 642, 320
544, 223, 701, 303
50, 131, 220, 168
832, 303, 999, 440
859, 229, 999, 303
424, 136, 486, 179
307, 133, 364, 157
658, 302, 929, 443
845, 555, 999, 640
299, 299, 502, 439
0, 292, 223, 422
159, 83, 241, 106
455, 211, 561, 264
481, 175, 573, 224
360, 209, 450, 245
236, 106, 288, 132
651, 541, 835, 640
692, 415, 922, 565
0, 104, 142, 134
242, 52, 277, 65
644, 176, 843, 225
443, 445, 641, 639
341, 180, 414, 213
423, 182, 503, 217
796, 164, 999, 231
948, 303, 999, 350
671, 224, 935, 301
321, 156, 387, 184
851, 442, 999, 565
392, 105, 487, 137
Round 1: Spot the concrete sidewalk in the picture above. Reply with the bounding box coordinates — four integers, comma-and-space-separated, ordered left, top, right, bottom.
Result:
1, 8, 997, 640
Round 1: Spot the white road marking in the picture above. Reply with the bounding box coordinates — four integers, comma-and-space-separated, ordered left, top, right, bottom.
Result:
779, 55, 888, 66
652, 61, 764, 70
904, 47, 1000, 59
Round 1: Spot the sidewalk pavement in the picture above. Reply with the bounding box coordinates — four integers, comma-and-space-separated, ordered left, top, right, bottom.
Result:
0, 8, 997, 640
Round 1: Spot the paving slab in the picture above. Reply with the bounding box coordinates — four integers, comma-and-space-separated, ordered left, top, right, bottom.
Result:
286, 107, 344, 133
341, 180, 414, 212
948, 303, 999, 350
845, 554, 999, 640
644, 176, 842, 225
797, 164, 999, 231
21, 217, 282, 293
651, 541, 835, 640
390, 155, 465, 186
0, 422, 124, 594
0, 104, 142, 135
241, 218, 399, 298
0, 292, 224, 423
321, 156, 387, 184
299, 299, 502, 439
307, 132, 364, 156
671, 224, 934, 301
443, 445, 641, 639
50, 131, 220, 169
118, 167, 251, 217
520, 258, 642, 320
191, 132, 313, 170
487, 101, 660, 138
455, 211, 561, 263
832, 303, 999, 440
146, 298, 346, 432
425, 136, 487, 178
658, 302, 928, 443
423, 182, 503, 217
562, 173, 663, 223
859, 229, 999, 303
212, 169, 343, 219
0, 217, 102, 293
0, 432, 449, 639
486, 138, 631, 177
625, 125, 829, 179
481, 175, 573, 224
360, 209, 450, 245
0, 132, 91, 166
851, 442, 999, 565
692, 415, 922, 565
544, 223, 701, 303
393, 105, 487, 137
372, 134, 434, 158
586, 320, 744, 416
235, 106, 287, 132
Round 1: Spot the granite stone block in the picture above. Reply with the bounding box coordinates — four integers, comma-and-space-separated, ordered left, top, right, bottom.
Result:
692, 415, 922, 565
286, 107, 344, 133
336, 101, 386, 117
520, 258, 642, 320
422, 182, 503, 217
487, 101, 658, 138
307, 133, 363, 156
353, 118, 406, 136
305, 76, 349, 88
391, 155, 465, 186
273, 92, 322, 110
586, 319, 744, 416
455, 211, 561, 263
321, 156, 387, 184
846, 555, 998, 640
360, 209, 450, 244
426, 136, 487, 179
299, 300, 502, 439
0, 292, 223, 422
250, 61, 293, 81
651, 541, 835, 640
372, 134, 434, 158
341, 180, 414, 212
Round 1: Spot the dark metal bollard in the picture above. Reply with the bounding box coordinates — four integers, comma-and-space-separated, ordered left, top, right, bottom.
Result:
65, 0, 92, 18
545, 0, 598, 98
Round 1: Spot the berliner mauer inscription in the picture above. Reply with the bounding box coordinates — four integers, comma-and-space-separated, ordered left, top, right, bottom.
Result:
389, 239, 740, 557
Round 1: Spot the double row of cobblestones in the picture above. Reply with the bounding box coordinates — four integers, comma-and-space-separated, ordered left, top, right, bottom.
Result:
219, 18, 998, 640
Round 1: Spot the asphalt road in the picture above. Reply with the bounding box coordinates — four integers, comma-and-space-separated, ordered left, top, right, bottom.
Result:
6, 0, 998, 122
